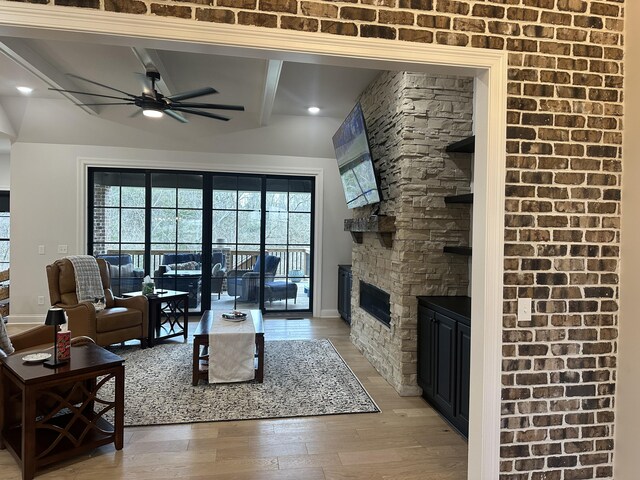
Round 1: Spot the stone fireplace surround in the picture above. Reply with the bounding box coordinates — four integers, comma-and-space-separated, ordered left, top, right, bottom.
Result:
349, 71, 474, 396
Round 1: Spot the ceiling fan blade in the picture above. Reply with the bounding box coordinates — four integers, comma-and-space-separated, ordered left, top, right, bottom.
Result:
164, 109, 189, 124
167, 87, 217, 102
48, 88, 132, 101
67, 73, 135, 97
171, 102, 245, 111
171, 107, 230, 121
78, 102, 136, 106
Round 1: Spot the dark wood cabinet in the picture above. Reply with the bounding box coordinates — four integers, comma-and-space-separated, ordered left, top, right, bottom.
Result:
456, 321, 471, 429
433, 312, 456, 419
337, 265, 352, 325
417, 296, 471, 438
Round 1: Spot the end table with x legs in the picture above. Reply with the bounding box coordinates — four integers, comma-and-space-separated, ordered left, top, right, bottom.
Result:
125, 289, 189, 347
0, 343, 124, 480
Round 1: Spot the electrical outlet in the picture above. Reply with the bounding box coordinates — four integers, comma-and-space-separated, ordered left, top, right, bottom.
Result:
38, 245, 45, 255
37, 296, 45, 305
57, 245, 68, 254
517, 297, 532, 322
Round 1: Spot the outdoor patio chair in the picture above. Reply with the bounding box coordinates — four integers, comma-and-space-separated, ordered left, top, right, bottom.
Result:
96, 253, 144, 296
227, 255, 280, 302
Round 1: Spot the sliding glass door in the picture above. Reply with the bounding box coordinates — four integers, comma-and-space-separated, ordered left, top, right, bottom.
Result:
263, 177, 313, 312
150, 173, 203, 311
211, 175, 263, 311
89, 168, 314, 315
90, 171, 146, 297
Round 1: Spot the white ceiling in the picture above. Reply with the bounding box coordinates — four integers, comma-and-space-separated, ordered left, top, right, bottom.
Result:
0, 37, 381, 157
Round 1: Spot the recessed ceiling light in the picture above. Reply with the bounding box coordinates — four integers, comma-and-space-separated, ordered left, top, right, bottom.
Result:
142, 109, 164, 119
16, 86, 33, 95
307, 106, 320, 114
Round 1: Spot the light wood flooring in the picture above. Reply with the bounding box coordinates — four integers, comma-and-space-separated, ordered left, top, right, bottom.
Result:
2, 317, 468, 479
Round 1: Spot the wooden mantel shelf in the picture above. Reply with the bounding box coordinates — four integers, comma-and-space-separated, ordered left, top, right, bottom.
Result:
344, 216, 396, 248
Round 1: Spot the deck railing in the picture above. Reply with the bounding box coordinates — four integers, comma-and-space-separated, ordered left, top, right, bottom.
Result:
104, 248, 311, 278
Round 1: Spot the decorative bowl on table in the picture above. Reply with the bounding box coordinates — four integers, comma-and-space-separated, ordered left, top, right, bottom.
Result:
22, 352, 52, 363
222, 311, 248, 321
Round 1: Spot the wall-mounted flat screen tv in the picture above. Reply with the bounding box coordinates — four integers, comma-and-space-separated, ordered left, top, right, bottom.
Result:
332, 103, 381, 209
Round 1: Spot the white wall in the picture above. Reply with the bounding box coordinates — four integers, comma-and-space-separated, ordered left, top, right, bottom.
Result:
615, 1, 640, 477
0, 153, 9, 189
9, 142, 352, 323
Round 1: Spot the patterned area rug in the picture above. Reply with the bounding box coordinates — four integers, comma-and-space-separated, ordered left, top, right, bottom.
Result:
105, 339, 379, 426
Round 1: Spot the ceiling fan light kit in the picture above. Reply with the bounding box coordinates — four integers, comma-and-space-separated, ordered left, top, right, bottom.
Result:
50, 70, 245, 123
142, 109, 163, 118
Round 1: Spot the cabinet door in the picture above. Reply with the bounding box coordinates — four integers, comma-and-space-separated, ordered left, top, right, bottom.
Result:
337, 269, 345, 318
433, 313, 456, 419
417, 306, 435, 400
337, 268, 352, 324
455, 322, 471, 437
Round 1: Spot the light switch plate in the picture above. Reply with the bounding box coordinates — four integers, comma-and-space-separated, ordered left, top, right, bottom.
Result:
38, 245, 45, 255
517, 297, 532, 322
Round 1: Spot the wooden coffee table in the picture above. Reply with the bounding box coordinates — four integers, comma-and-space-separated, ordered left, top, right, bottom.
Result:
192, 310, 264, 385
0, 343, 124, 480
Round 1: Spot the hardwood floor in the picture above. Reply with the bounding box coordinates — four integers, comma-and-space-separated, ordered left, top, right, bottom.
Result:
2, 317, 468, 479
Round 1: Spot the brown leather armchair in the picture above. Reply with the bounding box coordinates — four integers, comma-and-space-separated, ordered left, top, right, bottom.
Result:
5, 324, 53, 353
46, 258, 148, 348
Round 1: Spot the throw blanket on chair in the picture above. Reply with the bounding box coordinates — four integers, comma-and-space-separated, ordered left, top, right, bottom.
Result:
67, 255, 105, 303
0, 317, 14, 358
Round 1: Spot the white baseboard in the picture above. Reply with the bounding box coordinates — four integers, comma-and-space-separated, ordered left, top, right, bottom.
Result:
320, 309, 340, 318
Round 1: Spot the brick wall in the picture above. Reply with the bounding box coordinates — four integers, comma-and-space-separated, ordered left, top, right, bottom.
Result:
92, 185, 107, 255
350, 71, 473, 396
8, 1, 624, 478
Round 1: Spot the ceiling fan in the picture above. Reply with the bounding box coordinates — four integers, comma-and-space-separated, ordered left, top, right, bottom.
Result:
49, 70, 245, 123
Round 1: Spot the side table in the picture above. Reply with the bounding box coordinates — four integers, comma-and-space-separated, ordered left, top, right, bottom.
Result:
0, 343, 124, 480
125, 290, 189, 347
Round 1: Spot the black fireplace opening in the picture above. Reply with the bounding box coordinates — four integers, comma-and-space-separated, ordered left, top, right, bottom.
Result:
359, 281, 391, 327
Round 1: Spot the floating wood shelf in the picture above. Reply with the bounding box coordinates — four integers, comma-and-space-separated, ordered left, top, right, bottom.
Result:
446, 136, 475, 153
344, 216, 396, 248
444, 193, 473, 204
443, 246, 472, 256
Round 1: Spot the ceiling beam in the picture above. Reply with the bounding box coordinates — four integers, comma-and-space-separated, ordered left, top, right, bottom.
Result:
0, 38, 97, 115
131, 47, 176, 94
259, 59, 282, 126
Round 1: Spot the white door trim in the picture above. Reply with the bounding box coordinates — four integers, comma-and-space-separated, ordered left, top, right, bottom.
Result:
1, 5, 507, 478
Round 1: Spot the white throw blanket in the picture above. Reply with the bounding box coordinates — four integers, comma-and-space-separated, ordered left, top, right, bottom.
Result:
0, 317, 14, 358
67, 255, 104, 302
209, 311, 256, 383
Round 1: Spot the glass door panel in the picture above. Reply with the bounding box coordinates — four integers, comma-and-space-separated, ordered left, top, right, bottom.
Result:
264, 177, 313, 313
211, 175, 262, 311
91, 171, 146, 296
151, 173, 203, 312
